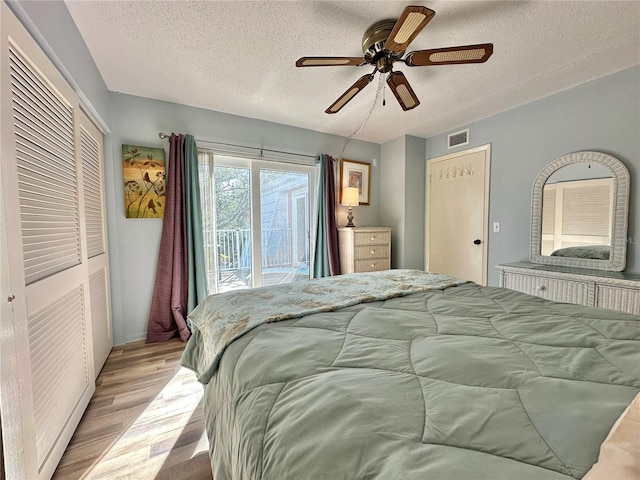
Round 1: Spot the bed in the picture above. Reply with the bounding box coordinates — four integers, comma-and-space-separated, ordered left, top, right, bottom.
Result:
181, 269, 640, 480
550, 245, 611, 260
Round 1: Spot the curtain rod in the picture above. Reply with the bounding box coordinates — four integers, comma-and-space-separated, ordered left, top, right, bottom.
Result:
158, 133, 317, 160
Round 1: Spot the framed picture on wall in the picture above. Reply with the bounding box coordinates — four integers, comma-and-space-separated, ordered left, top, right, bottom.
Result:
122, 144, 166, 218
340, 159, 370, 205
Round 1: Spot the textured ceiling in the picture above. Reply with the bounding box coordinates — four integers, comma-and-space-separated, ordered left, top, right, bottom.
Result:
65, 1, 640, 144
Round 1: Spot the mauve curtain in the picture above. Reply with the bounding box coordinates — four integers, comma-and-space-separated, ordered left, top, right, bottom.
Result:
146, 133, 206, 343
312, 154, 340, 277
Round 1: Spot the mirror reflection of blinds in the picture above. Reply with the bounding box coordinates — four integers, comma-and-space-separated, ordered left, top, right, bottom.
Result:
10, 45, 80, 284
562, 184, 611, 236
81, 126, 105, 257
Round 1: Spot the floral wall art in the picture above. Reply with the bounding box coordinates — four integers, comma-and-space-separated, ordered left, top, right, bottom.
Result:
122, 144, 166, 218
340, 159, 370, 205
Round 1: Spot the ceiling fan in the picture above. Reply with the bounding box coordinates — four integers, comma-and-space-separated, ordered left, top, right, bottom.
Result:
296, 5, 493, 114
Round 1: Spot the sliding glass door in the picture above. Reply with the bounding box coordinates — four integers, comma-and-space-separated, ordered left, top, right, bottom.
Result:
259, 168, 310, 286
199, 152, 315, 293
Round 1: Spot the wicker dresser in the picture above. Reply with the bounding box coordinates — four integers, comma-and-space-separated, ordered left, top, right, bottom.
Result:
497, 262, 640, 315
338, 227, 392, 274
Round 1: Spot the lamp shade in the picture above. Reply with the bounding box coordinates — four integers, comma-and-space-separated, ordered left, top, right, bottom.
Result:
341, 187, 359, 206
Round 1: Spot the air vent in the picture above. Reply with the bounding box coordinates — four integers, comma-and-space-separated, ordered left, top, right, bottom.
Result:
448, 129, 469, 149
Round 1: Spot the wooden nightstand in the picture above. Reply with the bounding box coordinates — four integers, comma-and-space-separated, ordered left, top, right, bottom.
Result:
338, 227, 392, 274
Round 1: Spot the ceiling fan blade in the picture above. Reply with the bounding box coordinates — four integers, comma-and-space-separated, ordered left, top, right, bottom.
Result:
405, 43, 494, 66
384, 6, 435, 54
325, 74, 374, 114
296, 57, 366, 67
386, 71, 420, 111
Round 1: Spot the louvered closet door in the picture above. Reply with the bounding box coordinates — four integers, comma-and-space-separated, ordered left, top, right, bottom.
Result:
0, 3, 96, 479
80, 109, 112, 376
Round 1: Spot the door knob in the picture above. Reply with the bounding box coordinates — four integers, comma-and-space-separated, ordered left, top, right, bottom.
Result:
473, 239, 482, 245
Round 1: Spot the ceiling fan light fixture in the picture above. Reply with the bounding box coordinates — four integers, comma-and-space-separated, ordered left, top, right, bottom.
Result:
298, 6, 493, 115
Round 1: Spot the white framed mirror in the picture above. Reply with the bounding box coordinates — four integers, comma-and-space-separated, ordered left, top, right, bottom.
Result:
530, 151, 630, 271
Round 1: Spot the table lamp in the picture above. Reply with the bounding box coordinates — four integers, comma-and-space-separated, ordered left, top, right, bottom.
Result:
341, 187, 359, 227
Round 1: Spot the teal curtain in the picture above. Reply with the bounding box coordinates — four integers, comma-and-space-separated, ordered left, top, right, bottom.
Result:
185, 134, 207, 312
313, 156, 330, 277
312, 154, 340, 277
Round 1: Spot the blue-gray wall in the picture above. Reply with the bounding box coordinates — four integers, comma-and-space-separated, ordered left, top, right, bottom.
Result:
426, 66, 640, 286
380, 135, 425, 270
380, 137, 406, 267
404, 135, 426, 270
107, 93, 381, 344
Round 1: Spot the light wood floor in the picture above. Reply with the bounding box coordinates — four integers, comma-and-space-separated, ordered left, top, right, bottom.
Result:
53, 339, 213, 480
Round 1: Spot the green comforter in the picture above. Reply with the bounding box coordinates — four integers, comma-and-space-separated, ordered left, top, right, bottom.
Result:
182, 270, 640, 480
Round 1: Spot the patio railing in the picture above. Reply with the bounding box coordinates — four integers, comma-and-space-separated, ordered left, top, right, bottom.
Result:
216, 228, 295, 271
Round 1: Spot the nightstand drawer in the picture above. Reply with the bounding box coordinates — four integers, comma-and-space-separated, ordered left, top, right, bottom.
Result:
354, 245, 388, 260
355, 258, 390, 272
354, 231, 390, 246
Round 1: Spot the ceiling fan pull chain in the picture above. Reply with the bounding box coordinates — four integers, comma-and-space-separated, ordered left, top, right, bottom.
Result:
383, 74, 386, 106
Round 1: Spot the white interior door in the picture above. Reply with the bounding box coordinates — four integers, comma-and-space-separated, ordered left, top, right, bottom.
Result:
426, 145, 490, 285
80, 110, 113, 376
